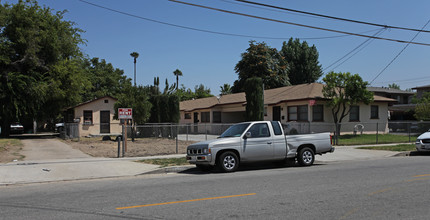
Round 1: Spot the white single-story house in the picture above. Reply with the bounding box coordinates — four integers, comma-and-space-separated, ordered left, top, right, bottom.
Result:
180, 83, 396, 134
65, 96, 121, 137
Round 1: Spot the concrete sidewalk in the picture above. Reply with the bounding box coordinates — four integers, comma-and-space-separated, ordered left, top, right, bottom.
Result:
0, 155, 186, 185
0, 139, 408, 186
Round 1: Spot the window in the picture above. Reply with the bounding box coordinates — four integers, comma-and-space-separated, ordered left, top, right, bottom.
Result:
349, 106, 359, 121
312, 105, 324, 122
247, 123, 270, 138
271, 121, 283, 135
213, 111, 221, 123
104, 99, 109, 103
83, 110, 93, 125
371, 105, 379, 119
288, 105, 308, 121
184, 113, 191, 119
201, 112, 210, 123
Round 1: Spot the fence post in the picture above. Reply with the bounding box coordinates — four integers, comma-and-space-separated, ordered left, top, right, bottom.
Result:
205, 123, 208, 141
186, 124, 189, 141
117, 136, 121, 158
175, 125, 178, 154
376, 122, 379, 144
122, 124, 125, 157
408, 123, 411, 142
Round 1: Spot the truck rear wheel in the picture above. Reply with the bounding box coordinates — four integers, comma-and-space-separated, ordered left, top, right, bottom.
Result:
217, 151, 239, 172
298, 147, 314, 166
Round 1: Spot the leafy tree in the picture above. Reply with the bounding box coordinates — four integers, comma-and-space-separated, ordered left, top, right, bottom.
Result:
81, 57, 132, 101
245, 77, 264, 121
388, 83, 400, 90
130, 52, 139, 86
413, 91, 430, 121
0, 0, 85, 136
322, 72, 374, 138
232, 41, 289, 93
173, 69, 182, 90
114, 85, 151, 124
280, 38, 323, 85
219, 83, 232, 95
194, 84, 213, 99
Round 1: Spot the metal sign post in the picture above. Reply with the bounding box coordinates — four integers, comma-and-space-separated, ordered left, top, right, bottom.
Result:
119, 108, 132, 153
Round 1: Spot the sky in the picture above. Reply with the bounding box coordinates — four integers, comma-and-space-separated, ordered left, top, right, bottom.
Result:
4, 0, 430, 94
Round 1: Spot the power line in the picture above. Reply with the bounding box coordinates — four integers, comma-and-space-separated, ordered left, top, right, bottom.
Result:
77, 0, 367, 41
324, 28, 386, 72
169, 0, 430, 46
234, 0, 430, 34
370, 19, 430, 84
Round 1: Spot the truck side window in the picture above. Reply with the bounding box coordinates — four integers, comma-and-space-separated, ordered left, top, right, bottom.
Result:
248, 123, 270, 138
270, 121, 283, 135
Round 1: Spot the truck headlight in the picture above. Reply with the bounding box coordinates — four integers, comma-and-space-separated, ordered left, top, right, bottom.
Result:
203, 148, 210, 154
416, 139, 421, 144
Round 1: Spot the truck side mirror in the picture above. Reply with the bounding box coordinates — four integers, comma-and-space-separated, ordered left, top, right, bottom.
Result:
244, 132, 252, 139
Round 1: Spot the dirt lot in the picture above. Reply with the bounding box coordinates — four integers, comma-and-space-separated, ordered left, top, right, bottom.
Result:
0, 139, 24, 163
65, 137, 197, 158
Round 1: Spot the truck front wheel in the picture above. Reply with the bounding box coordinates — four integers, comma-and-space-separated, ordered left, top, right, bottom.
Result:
298, 147, 314, 166
217, 151, 239, 172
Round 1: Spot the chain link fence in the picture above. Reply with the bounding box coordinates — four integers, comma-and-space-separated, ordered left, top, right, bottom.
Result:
62, 121, 430, 149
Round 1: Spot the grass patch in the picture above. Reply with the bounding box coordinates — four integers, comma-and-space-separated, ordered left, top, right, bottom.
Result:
138, 157, 189, 167
337, 134, 417, 145
357, 144, 416, 151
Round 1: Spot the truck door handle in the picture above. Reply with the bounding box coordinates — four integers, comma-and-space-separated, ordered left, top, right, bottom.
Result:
267, 142, 272, 144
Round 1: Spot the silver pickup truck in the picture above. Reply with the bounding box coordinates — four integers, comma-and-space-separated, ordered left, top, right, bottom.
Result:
186, 121, 334, 172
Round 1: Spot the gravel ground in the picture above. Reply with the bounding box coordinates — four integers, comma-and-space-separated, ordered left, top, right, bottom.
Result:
65, 137, 196, 158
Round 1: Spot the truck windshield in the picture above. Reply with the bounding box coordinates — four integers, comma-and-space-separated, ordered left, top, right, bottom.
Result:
219, 123, 251, 138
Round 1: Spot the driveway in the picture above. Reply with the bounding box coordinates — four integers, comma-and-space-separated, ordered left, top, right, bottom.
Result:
21, 138, 91, 161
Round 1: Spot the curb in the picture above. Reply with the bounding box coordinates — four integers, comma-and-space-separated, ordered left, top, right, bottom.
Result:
140, 165, 195, 175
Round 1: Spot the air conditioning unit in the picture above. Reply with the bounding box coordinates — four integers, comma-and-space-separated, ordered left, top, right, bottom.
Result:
83, 120, 92, 125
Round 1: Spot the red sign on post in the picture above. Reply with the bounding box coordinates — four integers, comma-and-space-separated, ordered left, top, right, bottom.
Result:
118, 108, 133, 119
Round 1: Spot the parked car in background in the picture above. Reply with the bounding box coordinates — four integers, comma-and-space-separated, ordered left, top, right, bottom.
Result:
415, 129, 430, 152
55, 122, 64, 133
10, 122, 24, 134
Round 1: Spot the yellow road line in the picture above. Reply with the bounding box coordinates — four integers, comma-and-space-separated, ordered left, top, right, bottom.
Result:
368, 187, 393, 196
413, 174, 430, 178
116, 193, 257, 210
406, 177, 430, 182
339, 208, 359, 220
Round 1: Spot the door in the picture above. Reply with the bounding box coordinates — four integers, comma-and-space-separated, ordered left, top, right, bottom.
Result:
273, 106, 281, 121
193, 112, 199, 133
100, 111, 111, 134
241, 123, 273, 161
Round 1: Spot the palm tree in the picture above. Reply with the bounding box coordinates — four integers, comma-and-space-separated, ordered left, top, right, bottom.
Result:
173, 69, 182, 90
220, 83, 232, 95
173, 69, 183, 90
130, 52, 139, 86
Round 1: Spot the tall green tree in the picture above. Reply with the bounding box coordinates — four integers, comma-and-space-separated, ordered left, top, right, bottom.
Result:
173, 69, 182, 90
81, 57, 132, 101
130, 52, 139, 86
322, 72, 374, 137
0, 0, 85, 136
232, 41, 289, 93
280, 38, 323, 85
245, 77, 264, 121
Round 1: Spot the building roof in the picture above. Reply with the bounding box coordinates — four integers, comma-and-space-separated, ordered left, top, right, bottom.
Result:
180, 83, 396, 112
411, 84, 430, 90
66, 96, 118, 110
367, 87, 415, 95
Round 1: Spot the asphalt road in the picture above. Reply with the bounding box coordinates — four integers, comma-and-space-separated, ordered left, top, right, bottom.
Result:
0, 156, 429, 219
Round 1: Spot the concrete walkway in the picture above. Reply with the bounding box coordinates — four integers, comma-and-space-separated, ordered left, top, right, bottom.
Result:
0, 138, 408, 185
